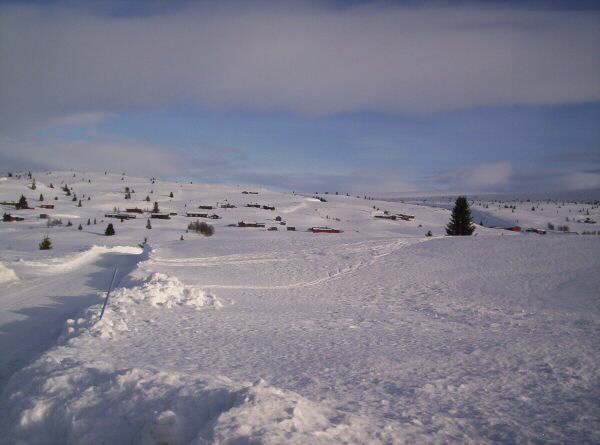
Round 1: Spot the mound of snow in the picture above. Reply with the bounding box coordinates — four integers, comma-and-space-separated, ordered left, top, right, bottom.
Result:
61, 273, 222, 341
0, 262, 19, 284
113, 273, 223, 310
1, 360, 398, 445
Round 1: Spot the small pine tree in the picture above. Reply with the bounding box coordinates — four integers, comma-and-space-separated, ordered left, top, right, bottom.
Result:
146, 219, 152, 229
93, 218, 97, 224
49, 183, 54, 188
78, 223, 82, 230
446, 196, 475, 236
39, 193, 44, 201
145, 195, 151, 202
152, 201, 160, 213
180, 235, 184, 241
78, 199, 82, 207
66, 220, 73, 227
16, 194, 28, 209
105, 223, 115, 236
31, 179, 36, 190
39, 235, 52, 250
169, 192, 174, 198
87, 218, 91, 225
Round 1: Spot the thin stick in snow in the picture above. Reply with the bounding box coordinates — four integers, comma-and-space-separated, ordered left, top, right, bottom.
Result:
99, 267, 118, 320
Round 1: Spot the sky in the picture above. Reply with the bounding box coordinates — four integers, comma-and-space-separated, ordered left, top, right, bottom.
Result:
1, 0, 599, 196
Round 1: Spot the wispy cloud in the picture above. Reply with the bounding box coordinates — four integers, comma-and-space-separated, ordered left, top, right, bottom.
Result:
1, 1, 599, 131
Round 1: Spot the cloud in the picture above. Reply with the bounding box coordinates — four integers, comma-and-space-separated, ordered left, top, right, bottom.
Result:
428, 161, 513, 191
0, 136, 215, 178
1, 1, 599, 131
561, 171, 600, 190
466, 162, 513, 187
46, 112, 112, 128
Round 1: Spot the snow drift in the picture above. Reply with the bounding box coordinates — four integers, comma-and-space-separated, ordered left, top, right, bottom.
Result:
2, 272, 396, 444
1, 360, 397, 445
18, 245, 143, 273
61, 273, 223, 341
0, 262, 18, 284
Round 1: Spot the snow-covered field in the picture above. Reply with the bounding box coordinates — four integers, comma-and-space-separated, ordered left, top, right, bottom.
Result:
1, 171, 599, 444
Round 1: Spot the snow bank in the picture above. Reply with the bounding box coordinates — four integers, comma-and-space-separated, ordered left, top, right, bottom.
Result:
1, 360, 397, 445
61, 273, 222, 341
18, 245, 143, 273
0, 262, 18, 284
112, 273, 223, 310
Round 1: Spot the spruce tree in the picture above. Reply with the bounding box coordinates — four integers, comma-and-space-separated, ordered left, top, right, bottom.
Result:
16, 194, 28, 209
146, 219, 152, 229
77, 223, 82, 230
446, 196, 475, 236
169, 192, 174, 198
39, 193, 44, 201
152, 201, 160, 213
105, 223, 115, 236
39, 235, 52, 250
87, 218, 91, 225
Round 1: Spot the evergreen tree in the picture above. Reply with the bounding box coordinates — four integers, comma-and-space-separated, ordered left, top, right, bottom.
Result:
152, 201, 160, 213
16, 194, 28, 209
145, 195, 151, 202
105, 223, 115, 236
169, 192, 174, 198
39, 193, 44, 201
146, 219, 152, 229
87, 218, 91, 225
78, 199, 82, 207
77, 223, 82, 230
446, 196, 475, 236
31, 179, 36, 190
66, 220, 73, 227
49, 183, 54, 188
39, 235, 52, 250
93, 218, 97, 224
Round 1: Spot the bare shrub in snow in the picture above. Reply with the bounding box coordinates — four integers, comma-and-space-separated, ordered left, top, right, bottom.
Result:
187, 220, 214, 237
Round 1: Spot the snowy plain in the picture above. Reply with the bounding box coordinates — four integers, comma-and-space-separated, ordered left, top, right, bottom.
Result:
1, 171, 599, 444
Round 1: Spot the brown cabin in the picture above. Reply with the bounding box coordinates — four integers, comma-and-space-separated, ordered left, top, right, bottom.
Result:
198, 205, 213, 210
150, 213, 171, 220
238, 221, 265, 228
126, 208, 144, 214
186, 212, 208, 218
40, 204, 55, 209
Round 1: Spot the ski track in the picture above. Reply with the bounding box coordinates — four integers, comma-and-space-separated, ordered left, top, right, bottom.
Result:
146, 237, 428, 290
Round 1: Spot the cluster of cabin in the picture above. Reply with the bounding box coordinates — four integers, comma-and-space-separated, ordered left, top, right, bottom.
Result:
242, 191, 259, 195
2, 213, 25, 222
374, 212, 415, 222
186, 212, 220, 219
245, 203, 276, 211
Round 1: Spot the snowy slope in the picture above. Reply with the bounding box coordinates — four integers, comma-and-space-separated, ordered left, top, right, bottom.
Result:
1, 171, 599, 444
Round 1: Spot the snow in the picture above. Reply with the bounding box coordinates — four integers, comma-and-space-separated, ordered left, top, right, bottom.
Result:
0, 262, 18, 284
1, 171, 599, 443
18, 245, 143, 273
